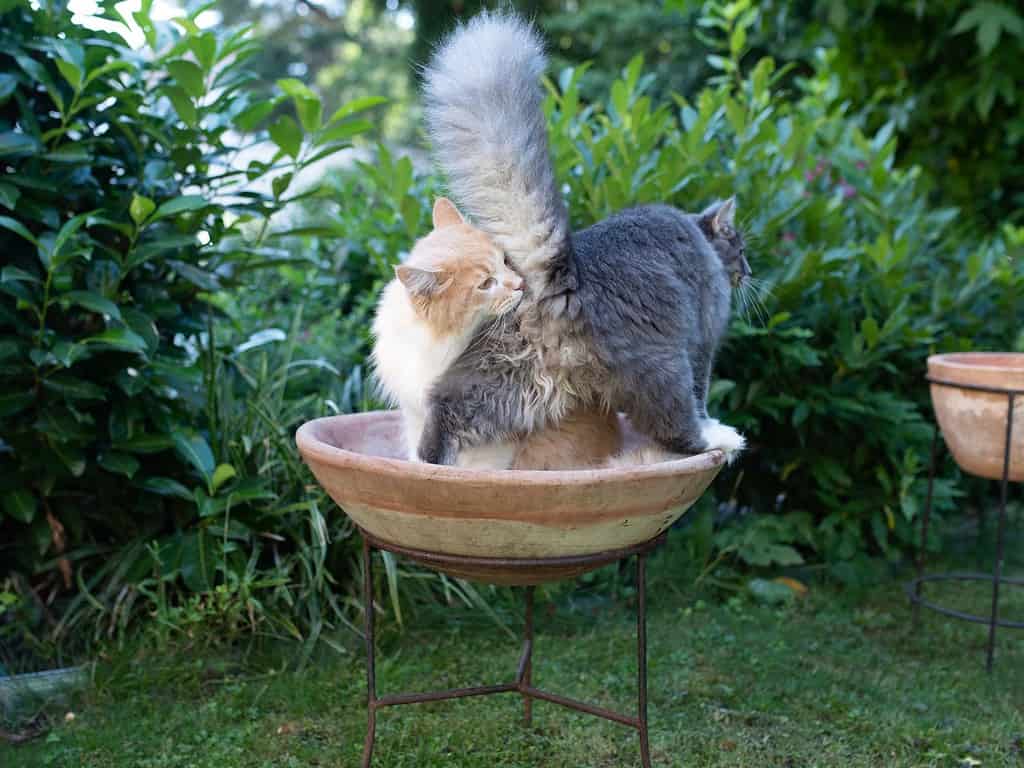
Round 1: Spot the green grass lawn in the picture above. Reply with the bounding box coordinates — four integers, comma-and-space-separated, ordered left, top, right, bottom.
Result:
4, 560, 1023, 767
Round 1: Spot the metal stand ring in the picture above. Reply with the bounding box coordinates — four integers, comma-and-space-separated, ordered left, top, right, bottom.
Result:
905, 573, 1024, 628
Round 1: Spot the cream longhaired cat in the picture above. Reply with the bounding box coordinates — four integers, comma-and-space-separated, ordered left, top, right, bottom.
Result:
372, 198, 668, 470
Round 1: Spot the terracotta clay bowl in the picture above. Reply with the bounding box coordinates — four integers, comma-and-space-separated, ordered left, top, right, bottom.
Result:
295, 411, 725, 585
928, 353, 1024, 482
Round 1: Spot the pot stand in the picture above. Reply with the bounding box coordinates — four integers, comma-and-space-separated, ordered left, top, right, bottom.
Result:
359, 528, 666, 768
907, 376, 1023, 671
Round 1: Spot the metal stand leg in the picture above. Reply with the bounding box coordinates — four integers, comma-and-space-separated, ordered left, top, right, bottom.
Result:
986, 393, 1015, 672
522, 586, 534, 727
914, 426, 940, 628
362, 539, 377, 768
357, 531, 664, 765
637, 552, 651, 768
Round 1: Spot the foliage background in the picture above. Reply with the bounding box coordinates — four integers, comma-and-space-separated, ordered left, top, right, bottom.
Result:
1, 0, 1021, 668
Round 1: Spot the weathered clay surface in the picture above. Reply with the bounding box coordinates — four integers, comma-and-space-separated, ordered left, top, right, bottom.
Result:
928, 353, 1024, 482
295, 411, 724, 583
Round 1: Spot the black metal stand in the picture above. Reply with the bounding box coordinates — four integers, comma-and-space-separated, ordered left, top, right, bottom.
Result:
907, 376, 1022, 671
359, 530, 664, 767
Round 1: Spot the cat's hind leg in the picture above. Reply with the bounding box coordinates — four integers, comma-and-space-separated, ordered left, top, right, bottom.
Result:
626, 360, 745, 461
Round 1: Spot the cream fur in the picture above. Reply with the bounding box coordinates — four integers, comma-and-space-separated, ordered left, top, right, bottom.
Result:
371, 280, 478, 460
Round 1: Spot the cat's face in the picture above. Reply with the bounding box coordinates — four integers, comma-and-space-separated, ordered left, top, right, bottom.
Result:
699, 197, 750, 288
396, 198, 524, 336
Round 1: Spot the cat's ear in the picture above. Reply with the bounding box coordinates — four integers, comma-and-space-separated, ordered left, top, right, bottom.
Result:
712, 196, 737, 233
396, 264, 444, 297
432, 197, 466, 229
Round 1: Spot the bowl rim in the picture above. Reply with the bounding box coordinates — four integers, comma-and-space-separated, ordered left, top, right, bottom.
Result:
928, 352, 1024, 373
295, 411, 727, 487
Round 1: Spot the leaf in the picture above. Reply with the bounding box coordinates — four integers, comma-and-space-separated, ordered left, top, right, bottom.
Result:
62, 290, 123, 321
167, 59, 205, 99
164, 85, 197, 127
235, 101, 275, 132
0, 132, 40, 157
115, 434, 174, 453
81, 328, 148, 354
952, 2, 1024, 55
152, 195, 209, 220
189, 32, 217, 71
1, 266, 41, 284
51, 441, 86, 477
130, 193, 156, 226
99, 452, 140, 478
276, 77, 317, 101
314, 119, 372, 147
167, 259, 220, 291
211, 463, 236, 493
0, 392, 34, 418
269, 115, 302, 159
295, 96, 322, 134
0, 73, 16, 104
173, 433, 215, 482
3, 490, 37, 524
140, 477, 193, 501
0, 182, 20, 211
327, 96, 387, 124
42, 374, 105, 400
48, 213, 90, 268
56, 59, 82, 91
0, 215, 39, 246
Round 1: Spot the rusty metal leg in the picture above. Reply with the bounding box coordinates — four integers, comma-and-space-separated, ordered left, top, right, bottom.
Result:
522, 586, 534, 727
362, 538, 377, 768
914, 425, 940, 628
637, 552, 651, 768
986, 393, 1015, 673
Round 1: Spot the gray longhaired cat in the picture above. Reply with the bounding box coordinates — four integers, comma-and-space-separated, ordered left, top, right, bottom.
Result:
416, 11, 750, 465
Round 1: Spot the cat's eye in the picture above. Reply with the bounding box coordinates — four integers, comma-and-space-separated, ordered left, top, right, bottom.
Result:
478, 277, 496, 290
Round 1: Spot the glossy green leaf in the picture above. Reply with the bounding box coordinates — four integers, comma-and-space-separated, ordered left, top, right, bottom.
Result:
152, 195, 209, 220
313, 119, 371, 147
234, 100, 275, 132
81, 328, 148, 354
0, 73, 16, 104
115, 434, 174, 454
3, 490, 37, 524
42, 374, 106, 400
0, 215, 39, 246
164, 85, 197, 127
140, 477, 192, 501
268, 115, 302, 159
0, 182, 20, 211
327, 96, 387, 124
173, 433, 215, 482
0, 132, 40, 157
99, 451, 140, 478
167, 59, 205, 99
62, 290, 123, 320
211, 463, 237, 493
130, 193, 156, 225
1, 265, 40, 284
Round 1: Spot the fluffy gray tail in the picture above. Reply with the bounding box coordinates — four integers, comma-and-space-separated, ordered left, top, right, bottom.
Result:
422, 11, 570, 277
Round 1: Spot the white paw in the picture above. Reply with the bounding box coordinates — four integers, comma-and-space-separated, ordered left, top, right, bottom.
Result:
700, 419, 746, 463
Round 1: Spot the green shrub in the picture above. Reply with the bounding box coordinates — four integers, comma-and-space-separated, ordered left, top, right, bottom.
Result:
543, 2, 1023, 578
0, 0, 380, 659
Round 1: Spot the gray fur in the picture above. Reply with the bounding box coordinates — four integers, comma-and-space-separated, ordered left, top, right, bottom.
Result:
417, 13, 749, 465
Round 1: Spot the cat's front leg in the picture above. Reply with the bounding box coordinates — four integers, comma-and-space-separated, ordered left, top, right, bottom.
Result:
417, 398, 461, 465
